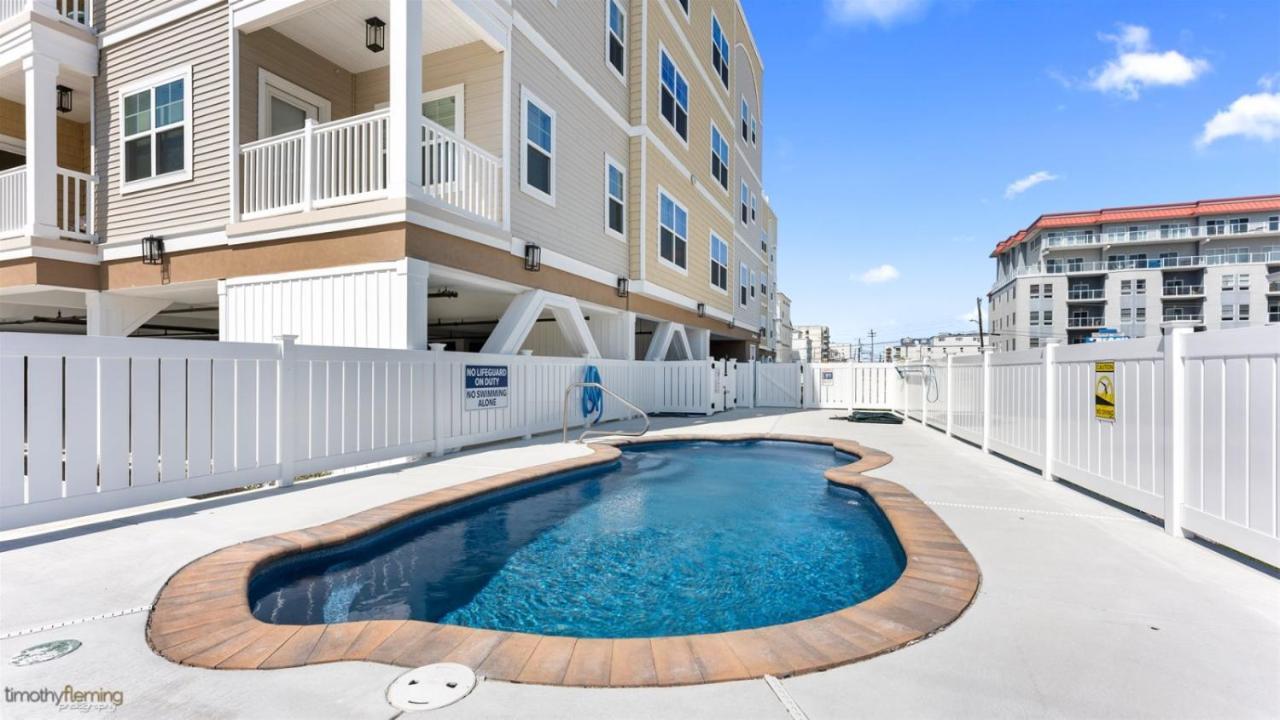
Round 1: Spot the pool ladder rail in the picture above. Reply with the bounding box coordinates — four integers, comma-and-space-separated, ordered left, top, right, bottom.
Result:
561, 381, 650, 443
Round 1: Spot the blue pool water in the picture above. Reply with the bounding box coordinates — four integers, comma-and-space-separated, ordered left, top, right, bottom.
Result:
249, 440, 906, 638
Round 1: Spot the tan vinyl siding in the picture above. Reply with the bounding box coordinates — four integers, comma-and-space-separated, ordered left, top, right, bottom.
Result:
628, 134, 642, 277
518, 0, 629, 119
354, 42, 503, 158
95, 2, 230, 241
510, 30, 629, 277
732, 42, 763, 178
92, 0, 189, 34
0, 98, 90, 172
238, 28, 355, 145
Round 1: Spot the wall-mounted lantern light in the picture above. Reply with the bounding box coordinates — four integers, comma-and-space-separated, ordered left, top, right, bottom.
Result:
56, 85, 72, 113
696, 302, 705, 317
523, 243, 541, 271
616, 277, 629, 298
141, 235, 165, 265
365, 17, 386, 53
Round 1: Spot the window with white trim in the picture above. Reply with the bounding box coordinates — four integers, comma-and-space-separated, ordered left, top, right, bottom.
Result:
740, 181, 749, 224
710, 233, 728, 290
750, 270, 756, 298
675, 0, 689, 16
711, 15, 729, 89
659, 191, 687, 269
121, 67, 191, 188
605, 157, 625, 238
522, 89, 554, 202
710, 125, 729, 190
739, 263, 749, 306
659, 50, 689, 141
607, 0, 625, 78
750, 193, 757, 222
751, 113, 757, 145
760, 229, 767, 253
740, 98, 749, 141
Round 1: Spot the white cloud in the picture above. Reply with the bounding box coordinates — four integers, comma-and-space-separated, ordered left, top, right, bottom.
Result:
826, 0, 929, 27
1197, 91, 1280, 147
1087, 24, 1209, 99
859, 264, 900, 283
1004, 171, 1058, 199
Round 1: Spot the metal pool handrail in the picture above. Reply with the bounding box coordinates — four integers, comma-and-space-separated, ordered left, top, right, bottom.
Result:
561, 381, 650, 443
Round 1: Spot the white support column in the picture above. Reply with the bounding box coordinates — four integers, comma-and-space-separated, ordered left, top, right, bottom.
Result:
922, 364, 930, 429
1042, 339, 1060, 481
397, 258, 430, 350
981, 347, 993, 453
85, 293, 171, 336
388, 0, 423, 197
945, 354, 954, 437
1163, 327, 1192, 537
23, 54, 59, 238
275, 335, 297, 487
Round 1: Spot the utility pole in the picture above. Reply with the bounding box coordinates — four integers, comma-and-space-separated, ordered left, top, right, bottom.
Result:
975, 297, 986, 349
857, 339, 863, 363
868, 329, 877, 362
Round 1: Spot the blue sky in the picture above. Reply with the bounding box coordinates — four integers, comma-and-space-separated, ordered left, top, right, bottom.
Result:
744, 0, 1280, 352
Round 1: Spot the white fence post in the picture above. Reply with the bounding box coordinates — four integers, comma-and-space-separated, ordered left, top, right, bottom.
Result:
981, 347, 992, 453
301, 118, 315, 211
276, 335, 297, 487
945, 354, 954, 438
1163, 327, 1191, 537
1042, 339, 1059, 482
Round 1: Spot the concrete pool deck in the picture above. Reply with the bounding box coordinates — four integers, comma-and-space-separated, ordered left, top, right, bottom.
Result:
1, 409, 1277, 718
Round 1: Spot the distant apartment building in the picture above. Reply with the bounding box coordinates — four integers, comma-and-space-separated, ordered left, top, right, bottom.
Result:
0, 0, 778, 363
794, 324, 829, 362
772, 290, 794, 361
827, 341, 854, 362
886, 332, 982, 362
989, 195, 1280, 350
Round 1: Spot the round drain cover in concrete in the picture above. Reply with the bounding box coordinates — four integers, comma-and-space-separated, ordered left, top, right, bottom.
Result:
386, 663, 476, 711
9, 639, 81, 667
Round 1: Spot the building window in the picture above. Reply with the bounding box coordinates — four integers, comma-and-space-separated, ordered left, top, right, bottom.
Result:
710, 233, 728, 290
1030, 311, 1040, 325
1120, 280, 1131, 295
741, 98, 750, 141
120, 67, 192, 188
1206, 219, 1225, 235
1239, 304, 1250, 321
1222, 274, 1234, 290
711, 15, 729, 89
659, 50, 689, 141
760, 230, 768, 253
750, 193, 757, 222
658, 191, 687, 269
1120, 308, 1131, 322
605, 156, 625, 238
1030, 284, 1039, 298
710, 125, 729, 190
607, 0, 625, 78
740, 181, 749, 224
1222, 304, 1234, 321
1135, 279, 1146, 295
521, 89, 554, 202
1135, 308, 1145, 322
750, 270, 756, 298
739, 263, 749, 306
1229, 217, 1249, 234
751, 114, 757, 145
1043, 284, 1053, 298
1043, 310, 1053, 324
1270, 301, 1280, 322
674, 0, 689, 16
1270, 215, 1279, 231
1030, 338, 1040, 348
1239, 274, 1251, 290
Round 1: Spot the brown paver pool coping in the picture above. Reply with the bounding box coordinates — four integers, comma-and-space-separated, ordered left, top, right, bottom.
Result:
146, 433, 980, 686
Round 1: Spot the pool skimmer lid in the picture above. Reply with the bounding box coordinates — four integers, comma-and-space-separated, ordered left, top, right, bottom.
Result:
386, 663, 477, 711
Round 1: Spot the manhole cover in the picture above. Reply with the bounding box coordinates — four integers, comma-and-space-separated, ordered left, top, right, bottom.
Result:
9, 639, 82, 667
386, 663, 476, 712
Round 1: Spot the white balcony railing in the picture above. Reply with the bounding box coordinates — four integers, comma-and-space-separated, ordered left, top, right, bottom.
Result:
1162, 285, 1204, 297
1044, 221, 1280, 248
1163, 312, 1204, 323
1066, 288, 1105, 300
1067, 317, 1104, 328
241, 110, 502, 226
2, 0, 92, 29
0, 165, 95, 241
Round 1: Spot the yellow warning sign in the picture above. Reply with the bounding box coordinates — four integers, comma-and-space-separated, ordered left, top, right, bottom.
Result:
1095, 361, 1115, 421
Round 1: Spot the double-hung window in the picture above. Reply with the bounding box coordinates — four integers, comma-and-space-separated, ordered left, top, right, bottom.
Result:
710, 125, 729, 190
605, 157, 625, 238
740, 98, 750, 141
121, 67, 191, 188
1229, 217, 1248, 234
751, 114, 757, 145
739, 182, 749, 224
710, 234, 728, 290
1206, 219, 1225, 235
607, 1, 625, 78
522, 89, 554, 202
750, 193, 757, 222
711, 15, 729, 89
750, 271, 756, 298
739, 263, 749, 306
659, 51, 688, 141
1270, 215, 1279, 231
659, 191, 687, 269
760, 230, 767, 253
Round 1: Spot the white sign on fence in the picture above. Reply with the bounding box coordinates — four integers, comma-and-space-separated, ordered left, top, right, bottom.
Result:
464, 365, 510, 410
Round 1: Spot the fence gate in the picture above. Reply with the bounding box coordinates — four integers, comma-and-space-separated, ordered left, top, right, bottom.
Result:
722, 359, 738, 410
755, 362, 803, 407
736, 361, 756, 408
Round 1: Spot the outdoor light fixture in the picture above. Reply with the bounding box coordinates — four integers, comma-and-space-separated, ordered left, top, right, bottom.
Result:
365, 17, 386, 53
523, 243, 541, 271
141, 235, 164, 265
616, 277, 629, 297
697, 302, 705, 317
56, 85, 72, 113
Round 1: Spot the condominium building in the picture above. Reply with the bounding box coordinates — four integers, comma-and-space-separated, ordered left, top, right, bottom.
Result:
0, 0, 777, 362
886, 332, 982, 362
772, 290, 794, 361
793, 324, 829, 363
989, 195, 1280, 350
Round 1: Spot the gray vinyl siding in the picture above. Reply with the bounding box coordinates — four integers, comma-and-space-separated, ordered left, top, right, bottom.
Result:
735, 236, 767, 327
95, 2, 230, 241
510, 30, 629, 277
92, 0, 190, 34
732, 43, 762, 180
239, 28, 356, 145
516, 0, 629, 120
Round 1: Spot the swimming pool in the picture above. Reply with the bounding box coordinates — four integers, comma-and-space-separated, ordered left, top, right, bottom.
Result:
248, 440, 906, 638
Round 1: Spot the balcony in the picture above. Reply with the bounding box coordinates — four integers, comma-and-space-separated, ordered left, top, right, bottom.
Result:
1162, 284, 1204, 298
1044, 221, 1280, 249
1066, 288, 1105, 301
1162, 312, 1204, 323
1, 0, 92, 29
0, 166, 96, 242
1067, 316, 1104, 329
1267, 282, 1280, 295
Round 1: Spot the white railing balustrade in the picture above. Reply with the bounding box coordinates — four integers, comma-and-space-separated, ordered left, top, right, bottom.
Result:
241, 128, 306, 217
3, 0, 93, 28
0, 166, 25, 236
420, 117, 501, 224
56, 168, 94, 240
55, 0, 89, 26
0, 0, 25, 23
1066, 317, 1103, 328
313, 110, 388, 206
1066, 288, 1105, 300
1162, 312, 1203, 322
1044, 221, 1280, 248
1162, 285, 1204, 297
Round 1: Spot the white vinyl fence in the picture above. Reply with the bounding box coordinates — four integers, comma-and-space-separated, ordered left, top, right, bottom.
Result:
804, 363, 900, 410
901, 325, 1279, 567
0, 333, 718, 530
